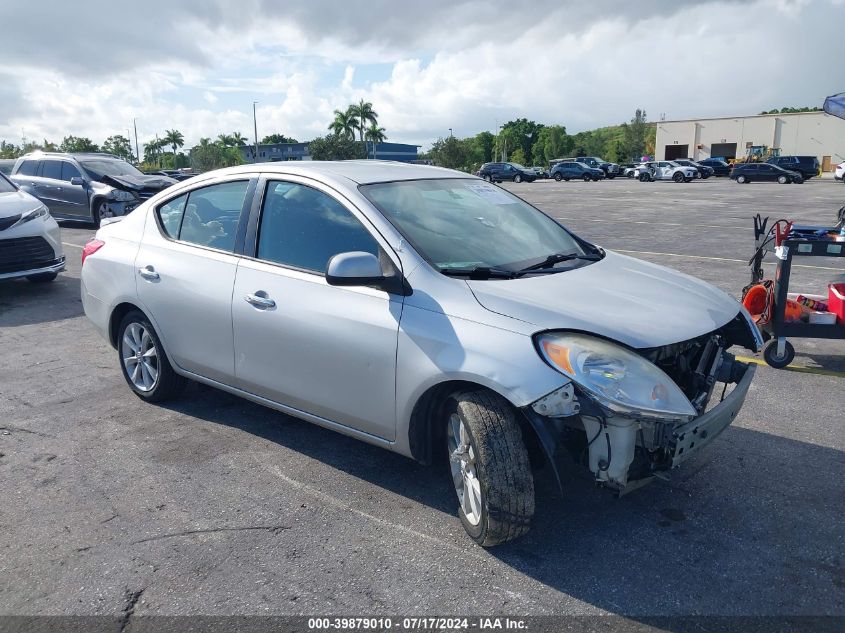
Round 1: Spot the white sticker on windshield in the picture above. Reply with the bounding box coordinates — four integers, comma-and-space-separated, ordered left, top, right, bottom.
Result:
464, 183, 517, 205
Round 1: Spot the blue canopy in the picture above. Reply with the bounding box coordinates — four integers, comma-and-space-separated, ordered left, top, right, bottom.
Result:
823, 92, 845, 120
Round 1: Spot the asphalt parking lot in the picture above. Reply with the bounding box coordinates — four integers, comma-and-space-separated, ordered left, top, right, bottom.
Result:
1, 176, 843, 620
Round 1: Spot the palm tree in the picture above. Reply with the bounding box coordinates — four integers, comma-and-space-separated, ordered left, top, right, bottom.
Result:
365, 122, 387, 159
144, 138, 165, 167
216, 133, 235, 147
230, 131, 248, 146
328, 107, 357, 141
350, 100, 378, 142
163, 129, 184, 155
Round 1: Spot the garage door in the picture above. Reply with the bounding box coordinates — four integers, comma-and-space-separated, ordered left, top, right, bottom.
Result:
665, 144, 688, 160
710, 143, 737, 160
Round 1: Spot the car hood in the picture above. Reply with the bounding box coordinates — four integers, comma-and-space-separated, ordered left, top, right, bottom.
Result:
100, 173, 177, 191
466, 251, 740, 349
0, 189, 41, 219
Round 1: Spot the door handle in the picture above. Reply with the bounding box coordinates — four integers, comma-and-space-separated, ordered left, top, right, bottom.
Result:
138, 265, 160, 281
245, 292, 275, 309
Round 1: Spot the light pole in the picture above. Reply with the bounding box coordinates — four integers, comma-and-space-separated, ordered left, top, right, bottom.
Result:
133, 118, 140, 164
449, 128, 453, 138
253, 101, 259, 163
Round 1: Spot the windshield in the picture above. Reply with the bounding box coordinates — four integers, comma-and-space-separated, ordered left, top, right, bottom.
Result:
0, 173, 17, 193
510, 163, 526, 169
360, 179, 590, 272
79, 159, 145, 181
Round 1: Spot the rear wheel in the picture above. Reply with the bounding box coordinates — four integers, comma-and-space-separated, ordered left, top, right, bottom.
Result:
118, 311, 186, 402
446, 390, 534, 547
553, 172, 563, 182
582, 173, 591, 182
513, 174, 522, 183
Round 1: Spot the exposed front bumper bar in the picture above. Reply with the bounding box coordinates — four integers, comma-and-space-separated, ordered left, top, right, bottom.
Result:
0, 256, 66, 280
668, 362, 755, 468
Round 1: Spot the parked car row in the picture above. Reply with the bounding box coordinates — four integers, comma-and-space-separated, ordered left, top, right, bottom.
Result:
730, 162, 804, 184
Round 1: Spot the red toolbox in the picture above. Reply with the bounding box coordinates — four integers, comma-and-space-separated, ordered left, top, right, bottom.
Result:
829, 284, 845, 324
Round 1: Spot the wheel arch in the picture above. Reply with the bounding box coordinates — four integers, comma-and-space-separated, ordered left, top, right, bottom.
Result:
108, 301, 147, 348
407, 379, 541, 467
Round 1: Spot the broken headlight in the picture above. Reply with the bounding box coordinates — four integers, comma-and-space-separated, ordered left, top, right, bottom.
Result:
110, 189, 138, 202
535, 332, 697, 420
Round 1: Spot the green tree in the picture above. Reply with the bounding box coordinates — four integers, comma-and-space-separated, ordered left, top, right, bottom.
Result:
102, 134, 134, 161
216, 134, 235, 147
509, 148, 527, 166
308, 134, 367, 161
230, 132, 248, 146
428, 136, 473, 171
328, 108, 357, 141
350, 100, 378, 143
364, 122, 387, 143
261, 133, 298, 144
620, 109, 649, 162
143, 138, 165, 166
0, 141, 20, 159
59, 135, 99, 153
533, 125, 570, 163
190, 139, 243, 172
500, 118, 544, 164
163, 129, 185, 155
472, 131, 495, 164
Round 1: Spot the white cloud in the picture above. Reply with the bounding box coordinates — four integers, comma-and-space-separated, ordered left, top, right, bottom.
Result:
0, 0, 840, 151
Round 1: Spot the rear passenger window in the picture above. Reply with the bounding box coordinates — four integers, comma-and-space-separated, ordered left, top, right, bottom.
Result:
157, 193, 187, 238
16, 160, 40, 176
41, 160, 63, 180
257, 181, 379, 274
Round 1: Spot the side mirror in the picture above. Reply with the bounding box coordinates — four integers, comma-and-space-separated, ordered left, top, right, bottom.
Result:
326, 251, 386, 287
70, 176, 84, 186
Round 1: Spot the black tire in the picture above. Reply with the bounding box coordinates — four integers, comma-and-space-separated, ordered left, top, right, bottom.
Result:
117, 310, 186, 402
513, 174, 522, 183
553, 172, 563, 182
483, 174, 492, 182
564, 178, 570, 182
673, 171, 685, 183
582, 173, 591, 182
778, 175, 788, 184
736, 175, 747, 184
91, 199, 112, 228
639, 172, 649, 182
446, 390, 534, 547
763, 339, 795, 369
702, 174, 711, 179
606, 174, 615, 180
627, 171, 635, 179
794, 177, 804, 184
26, 272, 58, 283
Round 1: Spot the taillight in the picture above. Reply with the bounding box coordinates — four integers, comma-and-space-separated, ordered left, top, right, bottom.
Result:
81, 239, 105, 266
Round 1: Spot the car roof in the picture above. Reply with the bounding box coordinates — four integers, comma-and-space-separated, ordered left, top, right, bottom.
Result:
19, 151, 121, 160
217, 160, 469, 185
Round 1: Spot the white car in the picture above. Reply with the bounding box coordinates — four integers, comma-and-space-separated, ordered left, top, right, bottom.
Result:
0, 173, 65, 282
638, 161, 698, 183
835, 161, 844, 183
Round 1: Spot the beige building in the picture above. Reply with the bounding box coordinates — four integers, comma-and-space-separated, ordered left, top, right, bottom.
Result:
655, 111, 845, 171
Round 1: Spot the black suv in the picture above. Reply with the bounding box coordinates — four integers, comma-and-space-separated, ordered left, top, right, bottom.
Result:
478, 162, 537, 183
562, 156, 620, 178
550, 161, 605, 181
11, 152, 176, 226
765, 156, 819, 179
730, 162, 803, 184
697, 158, 731, 177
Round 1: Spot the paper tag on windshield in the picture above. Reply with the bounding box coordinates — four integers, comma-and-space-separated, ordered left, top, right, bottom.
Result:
464, 183, 517, 205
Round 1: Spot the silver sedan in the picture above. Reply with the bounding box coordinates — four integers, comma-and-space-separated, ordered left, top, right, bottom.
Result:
81, 162, 760, 546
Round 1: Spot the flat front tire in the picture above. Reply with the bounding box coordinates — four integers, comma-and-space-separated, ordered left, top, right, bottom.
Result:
118, 311, 185, 402
446, 390, 534, 547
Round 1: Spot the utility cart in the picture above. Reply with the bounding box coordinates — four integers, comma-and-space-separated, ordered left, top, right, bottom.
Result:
747, 214, 845, 368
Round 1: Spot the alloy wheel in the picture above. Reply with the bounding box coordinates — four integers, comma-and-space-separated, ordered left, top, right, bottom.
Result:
121, 322, 159, 392
447, 413, 482, 526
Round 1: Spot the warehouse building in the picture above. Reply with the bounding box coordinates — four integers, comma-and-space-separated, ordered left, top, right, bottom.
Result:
241, 141, 420, 163
655, 111, 845, 171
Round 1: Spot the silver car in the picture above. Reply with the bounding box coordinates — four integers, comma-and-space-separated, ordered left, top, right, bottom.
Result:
81, 162, 760, 546
0, 173, 65, 282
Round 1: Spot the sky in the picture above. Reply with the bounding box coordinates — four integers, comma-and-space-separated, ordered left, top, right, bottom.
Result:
0, 0, 842, 153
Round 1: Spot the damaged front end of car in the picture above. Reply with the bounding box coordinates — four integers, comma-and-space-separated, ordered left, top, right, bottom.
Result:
97, 174, 176, 217
522, 310, 761, 495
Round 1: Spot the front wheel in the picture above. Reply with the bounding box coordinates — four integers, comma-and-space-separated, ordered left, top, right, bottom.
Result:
553, 172, 563, 182
446, 391, 534, 547
92, 199, 113, 228
778, 175, 788, 184
736, 175, 747, 184
673, 171, 685, 183
582, 173, 591, 182
606, 174, 615, 180
118, 311, 186, 402
763, 339, 795, 369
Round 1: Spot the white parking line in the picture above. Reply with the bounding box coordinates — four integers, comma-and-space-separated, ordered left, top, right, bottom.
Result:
62, 242, 82, 248
555, 216, 747, 230
615, 248, 844, 271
